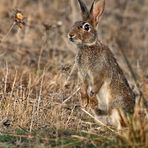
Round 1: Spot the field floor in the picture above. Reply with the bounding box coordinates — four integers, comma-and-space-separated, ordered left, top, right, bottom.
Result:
0, 0, 148, 147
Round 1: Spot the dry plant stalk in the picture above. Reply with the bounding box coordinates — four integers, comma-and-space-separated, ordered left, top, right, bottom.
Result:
14, 10, 26, 28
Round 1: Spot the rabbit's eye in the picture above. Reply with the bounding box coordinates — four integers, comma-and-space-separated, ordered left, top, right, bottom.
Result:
82, 23, 91, 32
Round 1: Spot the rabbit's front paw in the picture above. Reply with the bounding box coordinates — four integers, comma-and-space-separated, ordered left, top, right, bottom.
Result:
89, 96, 98, 108
80, 93, 89, 108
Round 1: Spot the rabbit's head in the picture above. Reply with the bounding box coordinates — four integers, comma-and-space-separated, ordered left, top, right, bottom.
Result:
68, 0, 105, 46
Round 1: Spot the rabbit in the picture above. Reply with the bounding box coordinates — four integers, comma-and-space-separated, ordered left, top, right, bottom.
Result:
68, 0, 135, 129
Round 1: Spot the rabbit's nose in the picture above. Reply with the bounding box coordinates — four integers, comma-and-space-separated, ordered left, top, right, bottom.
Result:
68, 33, 75, 42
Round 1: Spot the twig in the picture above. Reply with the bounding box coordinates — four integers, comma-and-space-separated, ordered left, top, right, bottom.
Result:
63, 63, 77, 87
29, 99, 37, 133
70, 0, 77, 23
65, 105, 77, 127
62, 87, 80, 104
36, 71, 45, 116
4, 62, 9, 94
0, 22, 16, 43
81, 108, 117, 133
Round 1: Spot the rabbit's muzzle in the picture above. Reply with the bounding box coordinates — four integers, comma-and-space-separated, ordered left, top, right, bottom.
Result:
68, 33, 75, 42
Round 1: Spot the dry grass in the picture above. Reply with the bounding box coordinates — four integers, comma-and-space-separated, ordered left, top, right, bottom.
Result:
0, 0, 148, 147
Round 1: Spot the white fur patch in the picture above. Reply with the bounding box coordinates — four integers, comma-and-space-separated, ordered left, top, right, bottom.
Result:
97, 80, 111, 111
85, 40, 97, 46
111, 109, 122, 130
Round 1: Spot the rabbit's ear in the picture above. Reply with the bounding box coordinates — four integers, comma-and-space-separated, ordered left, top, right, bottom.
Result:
90, 0, 105, 26
78, 0, 89, 20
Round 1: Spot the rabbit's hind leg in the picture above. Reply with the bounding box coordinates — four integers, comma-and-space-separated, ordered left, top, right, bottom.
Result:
109, 106, 128, 130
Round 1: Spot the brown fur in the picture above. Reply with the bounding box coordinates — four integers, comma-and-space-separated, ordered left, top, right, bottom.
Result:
68, 0, 135, 129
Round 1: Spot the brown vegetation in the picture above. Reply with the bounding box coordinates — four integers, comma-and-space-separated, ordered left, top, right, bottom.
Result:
0, 0, 147, 147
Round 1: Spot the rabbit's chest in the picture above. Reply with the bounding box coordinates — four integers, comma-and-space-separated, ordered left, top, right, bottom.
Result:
76, 52, 96, 72
76, 57, 89, 79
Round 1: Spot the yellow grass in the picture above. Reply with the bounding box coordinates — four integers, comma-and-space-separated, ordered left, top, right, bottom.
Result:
0, 0, 147, 147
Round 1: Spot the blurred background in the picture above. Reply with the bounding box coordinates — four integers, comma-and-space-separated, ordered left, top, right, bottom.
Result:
0, 0, 147, 69
0, 0, 147, 147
